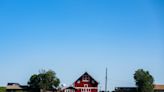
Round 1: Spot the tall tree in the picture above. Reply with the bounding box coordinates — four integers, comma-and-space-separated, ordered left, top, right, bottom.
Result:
134, 69, 154, 92
28, 70, 60, 92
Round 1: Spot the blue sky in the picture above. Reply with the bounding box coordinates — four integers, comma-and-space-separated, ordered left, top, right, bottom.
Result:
0, 0, 164, 91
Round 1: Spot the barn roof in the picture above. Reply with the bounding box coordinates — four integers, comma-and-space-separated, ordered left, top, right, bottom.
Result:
73, 72, 98, 84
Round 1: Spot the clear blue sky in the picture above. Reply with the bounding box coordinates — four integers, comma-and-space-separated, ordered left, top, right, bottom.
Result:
0, 0, 164, 91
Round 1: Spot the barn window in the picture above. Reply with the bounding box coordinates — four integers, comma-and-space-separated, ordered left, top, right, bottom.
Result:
77, 80, 80, 84
82, 75, 90, 81
84, 84, 88, 87
81, 89, 84, 92
88, 89, 91, 92
66, 89, 70, 92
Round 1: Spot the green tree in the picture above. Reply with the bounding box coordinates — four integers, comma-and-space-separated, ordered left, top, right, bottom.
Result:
28, 74, 40, 92
28, 70, 60, 92
134, 69, 154, 92
0, 87, 6, 92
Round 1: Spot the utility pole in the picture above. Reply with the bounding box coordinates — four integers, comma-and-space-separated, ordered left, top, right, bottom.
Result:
105, 68, 108, 92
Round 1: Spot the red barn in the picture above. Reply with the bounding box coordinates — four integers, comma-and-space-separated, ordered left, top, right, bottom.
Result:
73, 72, 98, 92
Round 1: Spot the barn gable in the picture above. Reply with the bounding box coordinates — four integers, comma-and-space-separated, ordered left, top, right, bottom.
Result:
73, 72, 98, 92
74, 72, 98, 85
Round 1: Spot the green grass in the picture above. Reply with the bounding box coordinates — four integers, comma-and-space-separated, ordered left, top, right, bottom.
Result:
0, 87, 6, 92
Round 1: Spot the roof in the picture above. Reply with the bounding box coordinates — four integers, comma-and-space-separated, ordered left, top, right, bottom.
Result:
6, 85, 23, 90
74, 72, 98, 84
115, 84, 164, 90
115, 87, 136, 89
115, 87, 137, 90
154, 84, 164, 90
6, 83, 28, 90
62, 86, 76, 90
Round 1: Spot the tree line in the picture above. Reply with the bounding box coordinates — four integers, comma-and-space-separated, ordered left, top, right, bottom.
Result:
26, 69, 154, 92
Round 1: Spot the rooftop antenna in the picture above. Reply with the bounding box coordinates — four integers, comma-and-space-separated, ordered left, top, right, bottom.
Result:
105, 68, 108, 92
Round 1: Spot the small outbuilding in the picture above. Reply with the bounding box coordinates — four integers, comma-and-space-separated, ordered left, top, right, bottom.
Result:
62, 86, 76, 92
